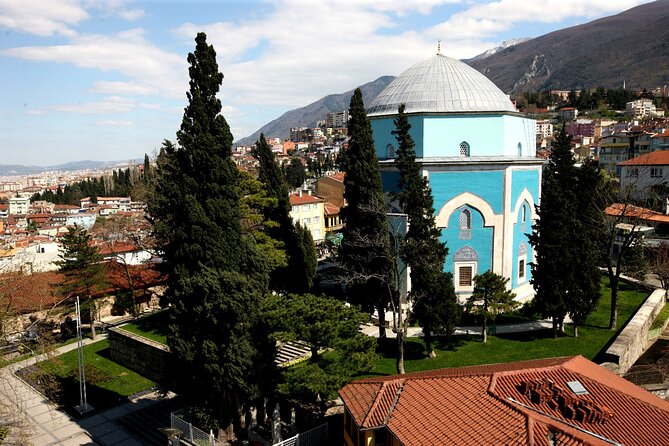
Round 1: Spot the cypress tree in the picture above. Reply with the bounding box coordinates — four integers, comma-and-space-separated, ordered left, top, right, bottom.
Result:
529, 127, 600, 337
339, 88, 393, 339
392, 104, 459, 357
149, 33, 270, 439
253, 134, 316, 293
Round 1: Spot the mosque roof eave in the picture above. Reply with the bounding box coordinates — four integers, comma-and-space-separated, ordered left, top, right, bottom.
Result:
378, 156, 547, 167
367, 110, 529, 120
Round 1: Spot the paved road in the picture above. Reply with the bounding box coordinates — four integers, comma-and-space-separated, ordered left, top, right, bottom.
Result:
0, 333, 171, 446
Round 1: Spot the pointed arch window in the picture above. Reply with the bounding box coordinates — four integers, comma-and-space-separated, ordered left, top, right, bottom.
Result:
386, 144, 395, 159
459, 141, 470, 157
520, 203, 528, 232
517, 142, 523, 156
459, 209, 472, 239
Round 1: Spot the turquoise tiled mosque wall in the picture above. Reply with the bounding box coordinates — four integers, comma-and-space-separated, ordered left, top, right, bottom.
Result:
441, 205, 493, 275
371, 116, 425, 159
430, 170, 504, 214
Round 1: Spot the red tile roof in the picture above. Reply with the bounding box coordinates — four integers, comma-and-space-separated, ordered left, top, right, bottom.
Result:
604, 203, 669, 224
618, 150, 669, 166
289, 193, 323, 206
0, 262, 165, 314
323, 202, 340, 215
340, 356, 669, 446
328, 172, 345, 182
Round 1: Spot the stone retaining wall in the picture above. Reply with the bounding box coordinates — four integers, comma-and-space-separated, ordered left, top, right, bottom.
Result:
107, 326, 171, 384
602, 289, 666, 374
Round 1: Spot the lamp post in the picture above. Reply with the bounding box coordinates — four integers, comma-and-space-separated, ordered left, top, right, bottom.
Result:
474, 284, 490, 343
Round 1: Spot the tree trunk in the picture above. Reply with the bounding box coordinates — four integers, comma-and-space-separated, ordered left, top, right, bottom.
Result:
609, 276, 619, 330
482, 317, 488, 343
552, 317, 558, 338
424, 324, 436, 358
396, 331, 405, 374
377, 301, 387, 340
89, 307, 97, 340
574, 323, 579, 338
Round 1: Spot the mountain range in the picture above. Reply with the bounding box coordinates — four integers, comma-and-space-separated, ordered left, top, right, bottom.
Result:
0, 160, 142, 177
237, 0, 669, 144
466, 0, 669, 93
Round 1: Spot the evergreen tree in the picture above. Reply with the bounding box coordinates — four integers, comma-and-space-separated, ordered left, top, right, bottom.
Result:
149, 33, 271, 439
55, 225, 106, 339
529, 127, 600, 337
339, 88, 393, 340
253, 134, 316, 293
284, 157, 306, 189
392, 104, 459, 357
467, 271, 518, 343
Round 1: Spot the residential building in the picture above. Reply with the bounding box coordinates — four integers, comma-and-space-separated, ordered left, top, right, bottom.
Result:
323, 202, 342, 234
535, 119, 553, 138
8, 197, 30, 215
289, 190, 325, 242
626, 98, 663, 119
558, 107, 578, 121
325, 110, 348, 128
599, 133, 633, 175
339, 355, 669, 446
369, 51, 541, 302
316, 172, 345, 208
618, 151, 669, 199
565, 120, 595, 138
650, 130, 669, 151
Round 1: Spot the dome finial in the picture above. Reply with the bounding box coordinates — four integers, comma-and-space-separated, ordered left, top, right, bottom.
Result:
437, 40, 441, 55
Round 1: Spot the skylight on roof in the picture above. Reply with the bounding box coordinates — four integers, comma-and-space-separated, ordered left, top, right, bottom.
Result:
566, 380, 589, 395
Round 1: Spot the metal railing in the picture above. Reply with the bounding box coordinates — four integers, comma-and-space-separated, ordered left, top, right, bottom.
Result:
273, 422, 328, 446
171, 410, 216, 446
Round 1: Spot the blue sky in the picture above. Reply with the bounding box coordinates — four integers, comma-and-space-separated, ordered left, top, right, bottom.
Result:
0, 0, 654, 166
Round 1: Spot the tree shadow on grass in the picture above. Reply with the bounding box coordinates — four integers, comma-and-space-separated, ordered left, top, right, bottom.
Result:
375, 337, 426, 360
495, 329, 560, 342
16, 361, 129, 419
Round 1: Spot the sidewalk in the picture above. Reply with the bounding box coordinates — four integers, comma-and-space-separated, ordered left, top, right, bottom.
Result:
0, 330, 172, 446
361, 318, 567, 338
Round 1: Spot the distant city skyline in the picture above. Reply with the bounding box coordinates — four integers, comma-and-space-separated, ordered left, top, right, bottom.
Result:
0, 0, 654, 165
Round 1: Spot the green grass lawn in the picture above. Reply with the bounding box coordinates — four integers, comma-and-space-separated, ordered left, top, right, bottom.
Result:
118, 310, 169, 345
19, 339, 155, 412
368, 277, 649, 376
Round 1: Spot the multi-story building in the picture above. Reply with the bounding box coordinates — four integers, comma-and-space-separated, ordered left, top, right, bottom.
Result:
626, 99, 662, 119
535, 119, 553, 138
565, 120, 595, 138
325, 110, 349, 129
289, 190, 325, 242
8, 197, 30, 215
599, 133, 633, 175
557, 107, 578, 121
618, 151, 669, 199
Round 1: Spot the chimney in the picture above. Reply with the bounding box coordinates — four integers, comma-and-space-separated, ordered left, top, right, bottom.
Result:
665, 197, 669, 215
298, 190, 303, 197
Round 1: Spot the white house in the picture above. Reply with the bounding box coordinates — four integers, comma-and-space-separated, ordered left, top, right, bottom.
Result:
618, 151, 669, 198
289, 190, 326, 243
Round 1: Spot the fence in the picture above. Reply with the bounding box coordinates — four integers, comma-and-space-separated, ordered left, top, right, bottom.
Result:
170, 410, 216, 446
273, 422, 328, 446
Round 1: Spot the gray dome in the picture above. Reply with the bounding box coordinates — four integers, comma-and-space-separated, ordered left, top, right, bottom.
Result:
367, 54, 516, 116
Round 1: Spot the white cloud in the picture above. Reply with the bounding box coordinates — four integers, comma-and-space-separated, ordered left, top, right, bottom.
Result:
427, 0, 653, 39
0, 0, 88, 36
53, 96, 135, 114
84, 0, 144, 21
27, 110, 46, 115
96, 119, 134, 126
4, 29, 187, 99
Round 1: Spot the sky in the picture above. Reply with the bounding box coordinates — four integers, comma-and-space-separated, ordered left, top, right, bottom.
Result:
0, 0, 655, 166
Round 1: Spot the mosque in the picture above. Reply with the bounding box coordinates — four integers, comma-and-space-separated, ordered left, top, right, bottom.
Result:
367, 49, 542, 302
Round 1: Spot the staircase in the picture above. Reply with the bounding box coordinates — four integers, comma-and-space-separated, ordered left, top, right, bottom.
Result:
275, 341, 311, 366
117, 397, 182, 445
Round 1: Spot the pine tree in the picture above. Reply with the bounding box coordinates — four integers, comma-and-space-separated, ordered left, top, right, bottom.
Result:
149, 33, 270, 439
339, 88, 393, 340
467, 271, 517, 343
253, 134, 316, 293
392, 104, 459, 357
55, 225, 106, 339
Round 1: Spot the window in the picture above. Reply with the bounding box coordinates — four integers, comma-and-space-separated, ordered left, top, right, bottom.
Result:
517, 142, 523, 156
519, 259, 525, 279
386, 144, 395, 159
629, 168, 639, 178
521, 205, 527, 223
651, 168, 663, 178
459, 209, 472, 240
458, 266, 473, 286
291, 205, 298, 212
302, 217, 310, 225
459, 141, 470, 157
314, 216, 320, 223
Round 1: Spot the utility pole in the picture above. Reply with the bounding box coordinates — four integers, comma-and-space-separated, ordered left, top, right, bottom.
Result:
74, 296, 93, 414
